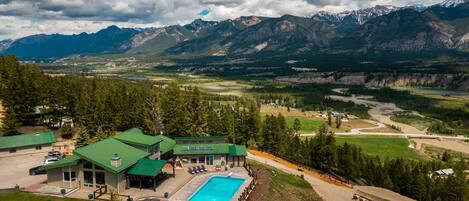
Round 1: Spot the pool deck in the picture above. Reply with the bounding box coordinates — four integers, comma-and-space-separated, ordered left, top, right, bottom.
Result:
170, 167, 252, 201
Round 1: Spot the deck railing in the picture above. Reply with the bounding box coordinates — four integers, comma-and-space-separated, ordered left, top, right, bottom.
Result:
238, 164, 258, 201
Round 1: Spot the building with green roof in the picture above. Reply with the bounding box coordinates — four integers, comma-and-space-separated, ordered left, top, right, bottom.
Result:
43, 128, 175, 193
0, 131, 56, 157
173, 138, 247, 168
43, 128, 247, 193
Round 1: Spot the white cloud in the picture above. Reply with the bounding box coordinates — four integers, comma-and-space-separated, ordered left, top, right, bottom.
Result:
0, 0, 442, 40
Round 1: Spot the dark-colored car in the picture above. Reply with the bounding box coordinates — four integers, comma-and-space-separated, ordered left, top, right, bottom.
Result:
29, 166, 46, 175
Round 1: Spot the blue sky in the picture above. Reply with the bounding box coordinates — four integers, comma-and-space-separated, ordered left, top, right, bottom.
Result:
0, 0, 442, 40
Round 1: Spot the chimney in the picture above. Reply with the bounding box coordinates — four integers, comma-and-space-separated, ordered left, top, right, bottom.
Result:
111, 154, 121, 167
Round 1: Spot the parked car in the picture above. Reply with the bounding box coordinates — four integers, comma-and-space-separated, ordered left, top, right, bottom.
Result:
44, 157, 59, 165
47, 151, 62, 159
29, 166, 46, 175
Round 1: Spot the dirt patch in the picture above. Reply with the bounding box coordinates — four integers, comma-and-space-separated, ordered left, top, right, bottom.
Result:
332, 119, 376, 133
247, 166, 272, 201
411, 139, 469, 155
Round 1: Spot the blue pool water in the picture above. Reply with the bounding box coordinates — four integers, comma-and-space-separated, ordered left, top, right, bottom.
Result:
189, 176, 245, 201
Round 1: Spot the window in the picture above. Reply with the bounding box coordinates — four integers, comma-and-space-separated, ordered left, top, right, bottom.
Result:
94, 165, 104, 170
9, 148, 16, 153
84, 171, 93, 187
63, 171, 76, 181
95, 172, 105, 186
206, 155, 214, 165
35, 145, 42, 150
83, 161, 93, 169
198, 156, 205, 163
190, 158, 198, 164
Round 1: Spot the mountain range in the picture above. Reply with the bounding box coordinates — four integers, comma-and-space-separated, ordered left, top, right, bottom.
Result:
1, 0, 469, 65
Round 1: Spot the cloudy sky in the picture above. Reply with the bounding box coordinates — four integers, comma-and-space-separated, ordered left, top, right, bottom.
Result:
0, 0, 441, 40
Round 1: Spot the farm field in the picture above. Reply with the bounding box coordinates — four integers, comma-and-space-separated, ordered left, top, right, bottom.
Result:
390, 114, 437, 131
335, 136, 424, 161
411, 139, 469, 155
260, 104, 377, 133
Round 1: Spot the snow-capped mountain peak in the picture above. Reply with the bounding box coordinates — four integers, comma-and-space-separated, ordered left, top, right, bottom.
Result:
439, 0, 468, 7
312, 5, 399, 26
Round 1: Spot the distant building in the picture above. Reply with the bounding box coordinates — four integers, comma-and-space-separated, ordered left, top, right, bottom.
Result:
431, 168, 454, 178
0, 131, 56, 157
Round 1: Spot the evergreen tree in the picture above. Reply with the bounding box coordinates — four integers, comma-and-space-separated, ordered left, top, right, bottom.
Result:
161, 83, 190, 137
188, 87, 207, 136
293, 118, 301, 135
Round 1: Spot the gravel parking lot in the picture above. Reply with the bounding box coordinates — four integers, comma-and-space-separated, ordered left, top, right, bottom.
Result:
0, 152, 47, 189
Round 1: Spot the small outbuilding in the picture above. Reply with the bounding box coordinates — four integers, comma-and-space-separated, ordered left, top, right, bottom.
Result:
0, 131, 56, 157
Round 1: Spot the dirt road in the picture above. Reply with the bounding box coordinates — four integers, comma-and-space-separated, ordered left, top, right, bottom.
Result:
247, 152, 354, 201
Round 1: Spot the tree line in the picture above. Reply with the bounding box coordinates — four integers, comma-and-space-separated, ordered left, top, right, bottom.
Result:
0, 55, 467, 200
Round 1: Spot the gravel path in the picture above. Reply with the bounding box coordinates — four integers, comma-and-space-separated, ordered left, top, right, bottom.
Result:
247, 153, 354, 201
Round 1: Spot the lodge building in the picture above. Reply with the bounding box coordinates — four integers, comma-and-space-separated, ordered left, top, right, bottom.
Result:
42, 128, 247, 193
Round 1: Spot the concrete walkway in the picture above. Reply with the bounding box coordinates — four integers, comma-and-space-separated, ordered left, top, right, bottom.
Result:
247, 153, 354, 201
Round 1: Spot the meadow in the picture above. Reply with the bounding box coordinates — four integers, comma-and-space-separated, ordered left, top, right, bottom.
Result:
334, 136, 424, 161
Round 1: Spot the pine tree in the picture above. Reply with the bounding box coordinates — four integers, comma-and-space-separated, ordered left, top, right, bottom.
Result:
336, 115, 342, 128
161, 83, 190, 137
75, 127, 90, 148
293, 118, 301, 135
188, 87, 207, 136
1, 107, 20, 135
327, 110, 332, 126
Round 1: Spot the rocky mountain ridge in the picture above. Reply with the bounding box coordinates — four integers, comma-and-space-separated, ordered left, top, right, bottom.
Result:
0, 0, 468, 63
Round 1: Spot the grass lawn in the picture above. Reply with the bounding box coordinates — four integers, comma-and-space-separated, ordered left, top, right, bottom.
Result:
0, 192, 84, 201
285, 116, 326, 133
335, 136, 425, 161
247, 159, 322, 201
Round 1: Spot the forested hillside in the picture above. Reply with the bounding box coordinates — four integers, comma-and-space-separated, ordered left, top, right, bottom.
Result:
0, 56, 467, 201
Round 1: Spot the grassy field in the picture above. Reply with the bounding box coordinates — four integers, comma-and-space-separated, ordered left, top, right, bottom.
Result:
335, 136, 424, 161
0, 192, 83, 201
247, 159, 323, 201
285, 116, 326, 133
390, 114, 437, 131
423, 144, 469, 160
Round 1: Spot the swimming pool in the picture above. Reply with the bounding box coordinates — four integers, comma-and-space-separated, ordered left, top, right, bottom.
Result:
189, 176, 245, 201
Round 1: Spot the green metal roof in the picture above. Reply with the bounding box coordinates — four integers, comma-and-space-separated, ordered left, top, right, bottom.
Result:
0, 131, 56, 150
127, 159, 167, 177
113, 128, 163, 147
74, 138, 149, 173
42, 155, 81, 170
175, 136, 228, 142
157, 135, 176, 155
229, 145, 247, 156
173, 143, 246, 156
